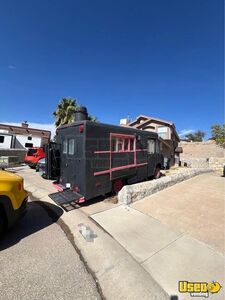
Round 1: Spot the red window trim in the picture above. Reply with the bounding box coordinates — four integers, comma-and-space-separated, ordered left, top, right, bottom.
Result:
94, 149, 147, 154
93, 133, 148, 179
94, 162, 148, 176
110, 133, 134, 139
111, 135, 135, 153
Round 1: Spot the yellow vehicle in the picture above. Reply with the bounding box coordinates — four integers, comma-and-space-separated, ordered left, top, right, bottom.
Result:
0, 170, 28, 234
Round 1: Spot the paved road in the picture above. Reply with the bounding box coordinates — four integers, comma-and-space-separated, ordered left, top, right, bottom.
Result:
0, 200, 101, 300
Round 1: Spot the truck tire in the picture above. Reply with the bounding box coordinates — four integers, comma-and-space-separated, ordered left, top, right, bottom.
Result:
154, 166, 161, 179
112, 179, 124, 194
0, 210, 6, 236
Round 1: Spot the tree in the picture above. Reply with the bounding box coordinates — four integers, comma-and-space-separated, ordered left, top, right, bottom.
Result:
53, 97, 97, 127
211, 124, 225, 148
185, 130, 205, 142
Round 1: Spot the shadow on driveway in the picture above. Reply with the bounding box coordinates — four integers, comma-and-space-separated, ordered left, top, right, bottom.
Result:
0, 201, 63, 251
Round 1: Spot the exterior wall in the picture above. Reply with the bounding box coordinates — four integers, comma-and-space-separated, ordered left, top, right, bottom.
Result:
0, 123, 51, 150
144, 127, 156, 132
126, 116, 180, 168
0, 133, 43, 149
179, 140, 225, 158
15, 135, 42, 149
137, 121, 171, 139
180, 157, 224, 174
157, 125, 170, 139
179, 141, 225, 174
0, 134, 12, 148
0, 149, 26, 163
209, 157, 225, 172
148, 126, 176, 165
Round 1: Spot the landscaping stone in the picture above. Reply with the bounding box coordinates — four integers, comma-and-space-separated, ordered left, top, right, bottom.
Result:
118, 168, 212, 205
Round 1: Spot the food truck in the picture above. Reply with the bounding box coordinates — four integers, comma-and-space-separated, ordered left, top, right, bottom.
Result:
46, 108, 163, 207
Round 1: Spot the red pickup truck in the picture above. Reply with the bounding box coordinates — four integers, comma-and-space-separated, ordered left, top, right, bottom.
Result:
24, 147, 45, 168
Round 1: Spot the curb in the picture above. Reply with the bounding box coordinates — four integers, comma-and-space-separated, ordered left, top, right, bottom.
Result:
26, 186, 170, 300
29, 194, 105, 300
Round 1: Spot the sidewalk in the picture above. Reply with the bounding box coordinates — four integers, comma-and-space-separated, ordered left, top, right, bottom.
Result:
12, 166, 224, 300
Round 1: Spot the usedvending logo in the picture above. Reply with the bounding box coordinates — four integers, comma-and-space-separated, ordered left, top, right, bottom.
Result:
179, 280, 222, 298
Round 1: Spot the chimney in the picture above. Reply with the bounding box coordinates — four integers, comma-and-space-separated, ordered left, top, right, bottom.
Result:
21, 121, 29, 128
74, 107, 88, 121
120, 118, 129, 126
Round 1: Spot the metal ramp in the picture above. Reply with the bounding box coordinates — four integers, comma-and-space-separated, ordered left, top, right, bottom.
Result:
48, 190, 83, 208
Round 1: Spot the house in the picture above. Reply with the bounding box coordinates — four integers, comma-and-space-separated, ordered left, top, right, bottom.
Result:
0, 122, 51, 149
121, 115, 182, 167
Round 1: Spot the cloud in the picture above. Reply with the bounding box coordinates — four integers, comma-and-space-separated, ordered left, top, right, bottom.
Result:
1, 122, 56, 137
179, 129, 195, 138
8, 65, 16, 70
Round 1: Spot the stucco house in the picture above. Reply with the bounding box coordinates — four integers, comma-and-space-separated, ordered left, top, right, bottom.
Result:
0, 122, 51, 149
121, 115, 182, 167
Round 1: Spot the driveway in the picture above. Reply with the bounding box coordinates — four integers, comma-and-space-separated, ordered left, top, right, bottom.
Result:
132, 173, 224, 253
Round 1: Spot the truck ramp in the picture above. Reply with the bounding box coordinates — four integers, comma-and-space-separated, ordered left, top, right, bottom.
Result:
49, 190, 84, 209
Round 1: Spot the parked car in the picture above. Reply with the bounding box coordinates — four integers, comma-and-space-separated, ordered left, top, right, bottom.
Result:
0, 170, 28, 235
36, 158, 46, 175
24, 147, 45, 168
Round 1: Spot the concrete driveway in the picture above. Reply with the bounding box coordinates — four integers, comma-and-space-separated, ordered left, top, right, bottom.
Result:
132, 173, 224, 253
92, 172, 224, 299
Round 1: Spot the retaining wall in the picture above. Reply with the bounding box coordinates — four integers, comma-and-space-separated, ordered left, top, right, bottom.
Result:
180, 157, 224, 173
118, 168, 212, 205
179, 140, 225, 158
0, 149, 26, 163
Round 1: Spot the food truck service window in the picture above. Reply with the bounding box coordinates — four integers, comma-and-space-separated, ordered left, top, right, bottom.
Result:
112, 136, 135, 152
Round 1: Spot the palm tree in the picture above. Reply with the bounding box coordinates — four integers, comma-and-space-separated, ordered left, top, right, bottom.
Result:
53, 97, 77, 127
53, 97, 97, 127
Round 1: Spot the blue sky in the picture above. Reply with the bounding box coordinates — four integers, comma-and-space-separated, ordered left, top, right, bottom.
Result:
0, 0, 224, 138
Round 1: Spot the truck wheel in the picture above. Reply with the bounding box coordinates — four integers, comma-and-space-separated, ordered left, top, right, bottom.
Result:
112, 179, 124, 194
154, 167, 161, 179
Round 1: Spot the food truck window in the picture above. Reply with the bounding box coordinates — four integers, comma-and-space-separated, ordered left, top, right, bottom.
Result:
118, 138, 123, 152
112, 136, 135, 152
124, 139, 129, 151
68, 138, 75, 155
147, 139, 155, 154
156, 140, 160, 153
130, 139, 134, 151
112, 138, 117, 152
63, 140, 67, 154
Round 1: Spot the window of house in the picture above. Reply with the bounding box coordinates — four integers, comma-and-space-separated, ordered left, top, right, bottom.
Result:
28, 136, 32, 141
68, 138, 75, 155
147, 139, 155, 154
0, 136, 4, 143
157, 126, 168, 139
25, 143, 33, 148
63, 139, 67, 154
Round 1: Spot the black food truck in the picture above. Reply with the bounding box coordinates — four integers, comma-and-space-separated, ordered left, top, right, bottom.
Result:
46, 108, 164, 207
